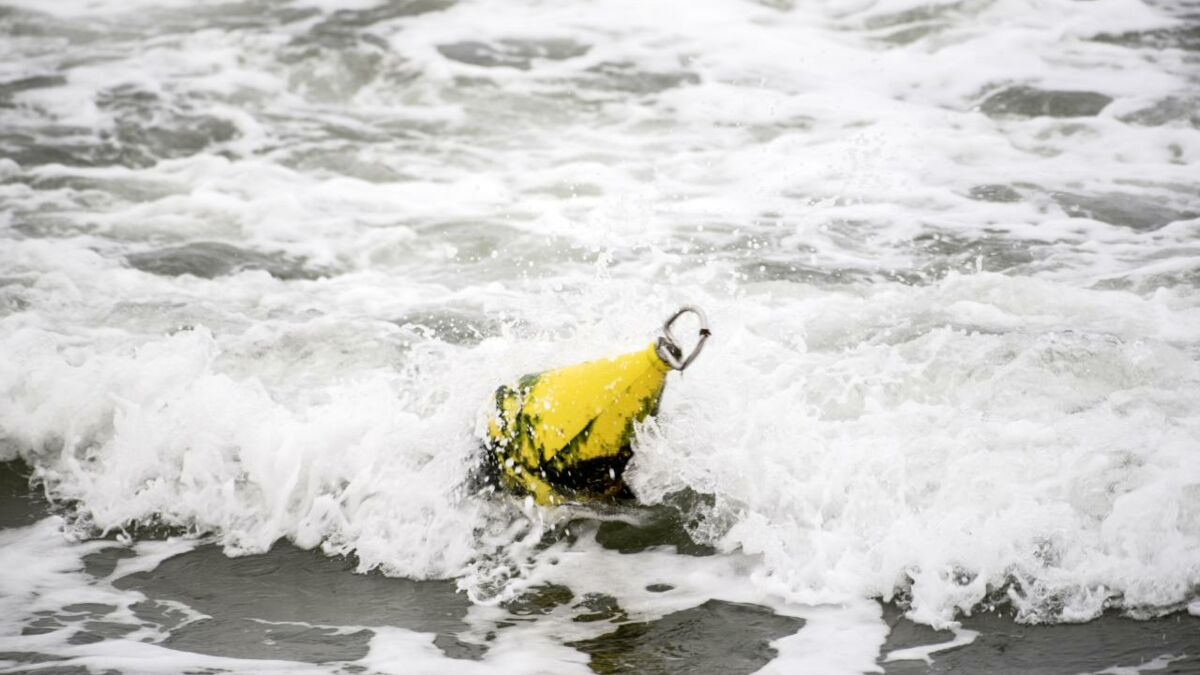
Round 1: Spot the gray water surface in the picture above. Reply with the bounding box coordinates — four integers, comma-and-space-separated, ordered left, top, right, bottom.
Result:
3, 462, 1200, 674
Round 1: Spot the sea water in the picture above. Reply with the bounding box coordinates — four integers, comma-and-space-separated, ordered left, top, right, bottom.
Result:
0, 0, 1198, 672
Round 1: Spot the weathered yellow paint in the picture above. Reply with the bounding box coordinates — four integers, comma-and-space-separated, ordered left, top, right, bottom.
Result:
483, 342, 672, 505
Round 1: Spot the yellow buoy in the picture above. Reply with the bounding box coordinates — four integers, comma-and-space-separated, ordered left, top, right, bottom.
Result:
479, 307, 711, 505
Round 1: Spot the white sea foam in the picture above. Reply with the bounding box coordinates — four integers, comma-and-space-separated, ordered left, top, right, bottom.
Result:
0, 518, 214, 671
2, 0, 1199, 670
362, 625, 594, 675
631, 275, 1200, 627
884, 626, 979, 664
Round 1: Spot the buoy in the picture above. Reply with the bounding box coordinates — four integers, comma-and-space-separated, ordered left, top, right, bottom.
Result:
479, 307, 711, 505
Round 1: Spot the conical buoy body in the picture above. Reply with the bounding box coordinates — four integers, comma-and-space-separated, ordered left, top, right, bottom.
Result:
481, 343, 672, 505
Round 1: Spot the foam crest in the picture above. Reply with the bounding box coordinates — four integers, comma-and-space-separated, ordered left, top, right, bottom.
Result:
0, 325, 500, 579
629, 275, 1200, 624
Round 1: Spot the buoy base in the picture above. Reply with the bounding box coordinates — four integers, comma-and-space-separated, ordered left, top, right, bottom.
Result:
473, 442, 636, 505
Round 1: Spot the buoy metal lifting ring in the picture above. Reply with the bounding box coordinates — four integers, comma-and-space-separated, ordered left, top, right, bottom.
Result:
656, 306, 711, 371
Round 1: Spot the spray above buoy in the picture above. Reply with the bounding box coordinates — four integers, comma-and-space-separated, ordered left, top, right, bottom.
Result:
479, 307, 711, 506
